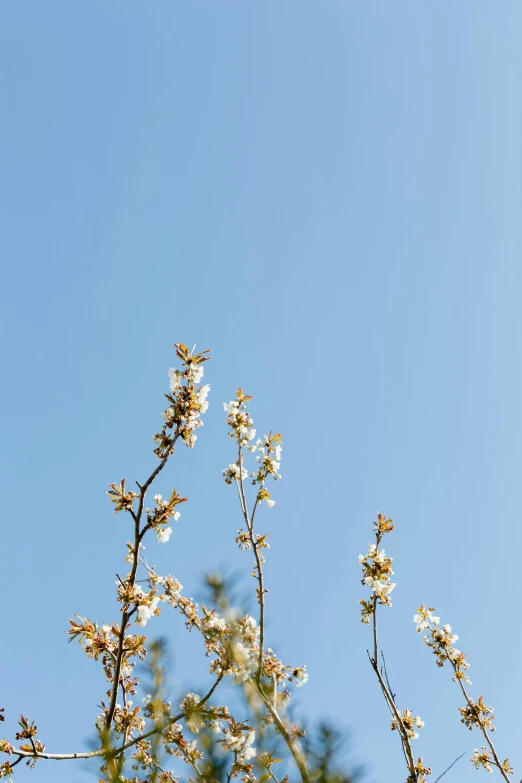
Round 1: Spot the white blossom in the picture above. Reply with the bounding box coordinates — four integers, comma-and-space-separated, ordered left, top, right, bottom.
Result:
157, 526, 172, 544
223, 729, 256, 759
203, 615, 227, 633
192, 365, 204, 383
136, 597, 159, 627
168, 369, 181, 392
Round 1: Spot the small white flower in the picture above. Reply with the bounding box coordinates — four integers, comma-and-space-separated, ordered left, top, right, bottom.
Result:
180, 692, 201, 710
244, 730, 255, 748
227, 463, 248, 481
204, 615, 227, 633
135, 597, 159, 627
243, 744, 256, 760
192, 365, 204, 383
223, 732, 243, 752
168, 369, 181, 392
197, 384, 210, 400
157, 526, 172, 544
413, 613, 429, 631
231, 641, 251, 667
449, 634, 459, 644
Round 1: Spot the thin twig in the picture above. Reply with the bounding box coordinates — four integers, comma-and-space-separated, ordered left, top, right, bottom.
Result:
235, 442, 265, 678
256, 755, 283, 783
250, 678, 310, 783
381, 651, 396, 701
369, 529, 416, 780
453, 670, 510, 782
433, 751, 467, 783
421, 615, 512, 783
105, 429, 180, 728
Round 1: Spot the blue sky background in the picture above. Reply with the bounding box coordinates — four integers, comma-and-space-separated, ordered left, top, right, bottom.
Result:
1, 2, 522, 782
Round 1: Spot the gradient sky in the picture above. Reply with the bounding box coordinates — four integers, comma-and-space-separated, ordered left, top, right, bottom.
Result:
2, 3, 522, 782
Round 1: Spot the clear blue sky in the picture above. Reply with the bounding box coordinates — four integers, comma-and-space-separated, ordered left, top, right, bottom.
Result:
1, 2, 522, 782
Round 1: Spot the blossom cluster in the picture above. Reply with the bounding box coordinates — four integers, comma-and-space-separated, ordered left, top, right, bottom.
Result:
154, 342, 211, 452
471, 747, 495, 774
410, 758, 432, 783
390, 709, 425, 741
359, 542, 395, 612
148, 489, 186, 544
222, 725, 256, 761
413, 606, 471, 685
115, 581, 161, 628
459, 697, 495, 733
223, 390, 256, 447
96, 701, 146, 737
142, 557, 307, 701
0, 716, 45, 777
0, 344, 333, 783
470, 748, 513, 775
411, 605, 514, 777
252, 433, 282, 491
139, 686, 258, 782
68, 614, 146, 702
359, 517, 430, 783
163, 721, 203, 766
358, 514, 396, 622
222, 388, 282, 510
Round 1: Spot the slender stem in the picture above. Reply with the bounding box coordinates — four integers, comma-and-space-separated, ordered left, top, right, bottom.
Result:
256, 755, 283, 783
433, 751, 466, 783
236, 443, 265, 677
451, 665, 510, 782
250, 678, 310, 783
369, 531, 417, 781
105, 429, 180, 729
421, 617, 511, 783
372, 594, 378, 665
